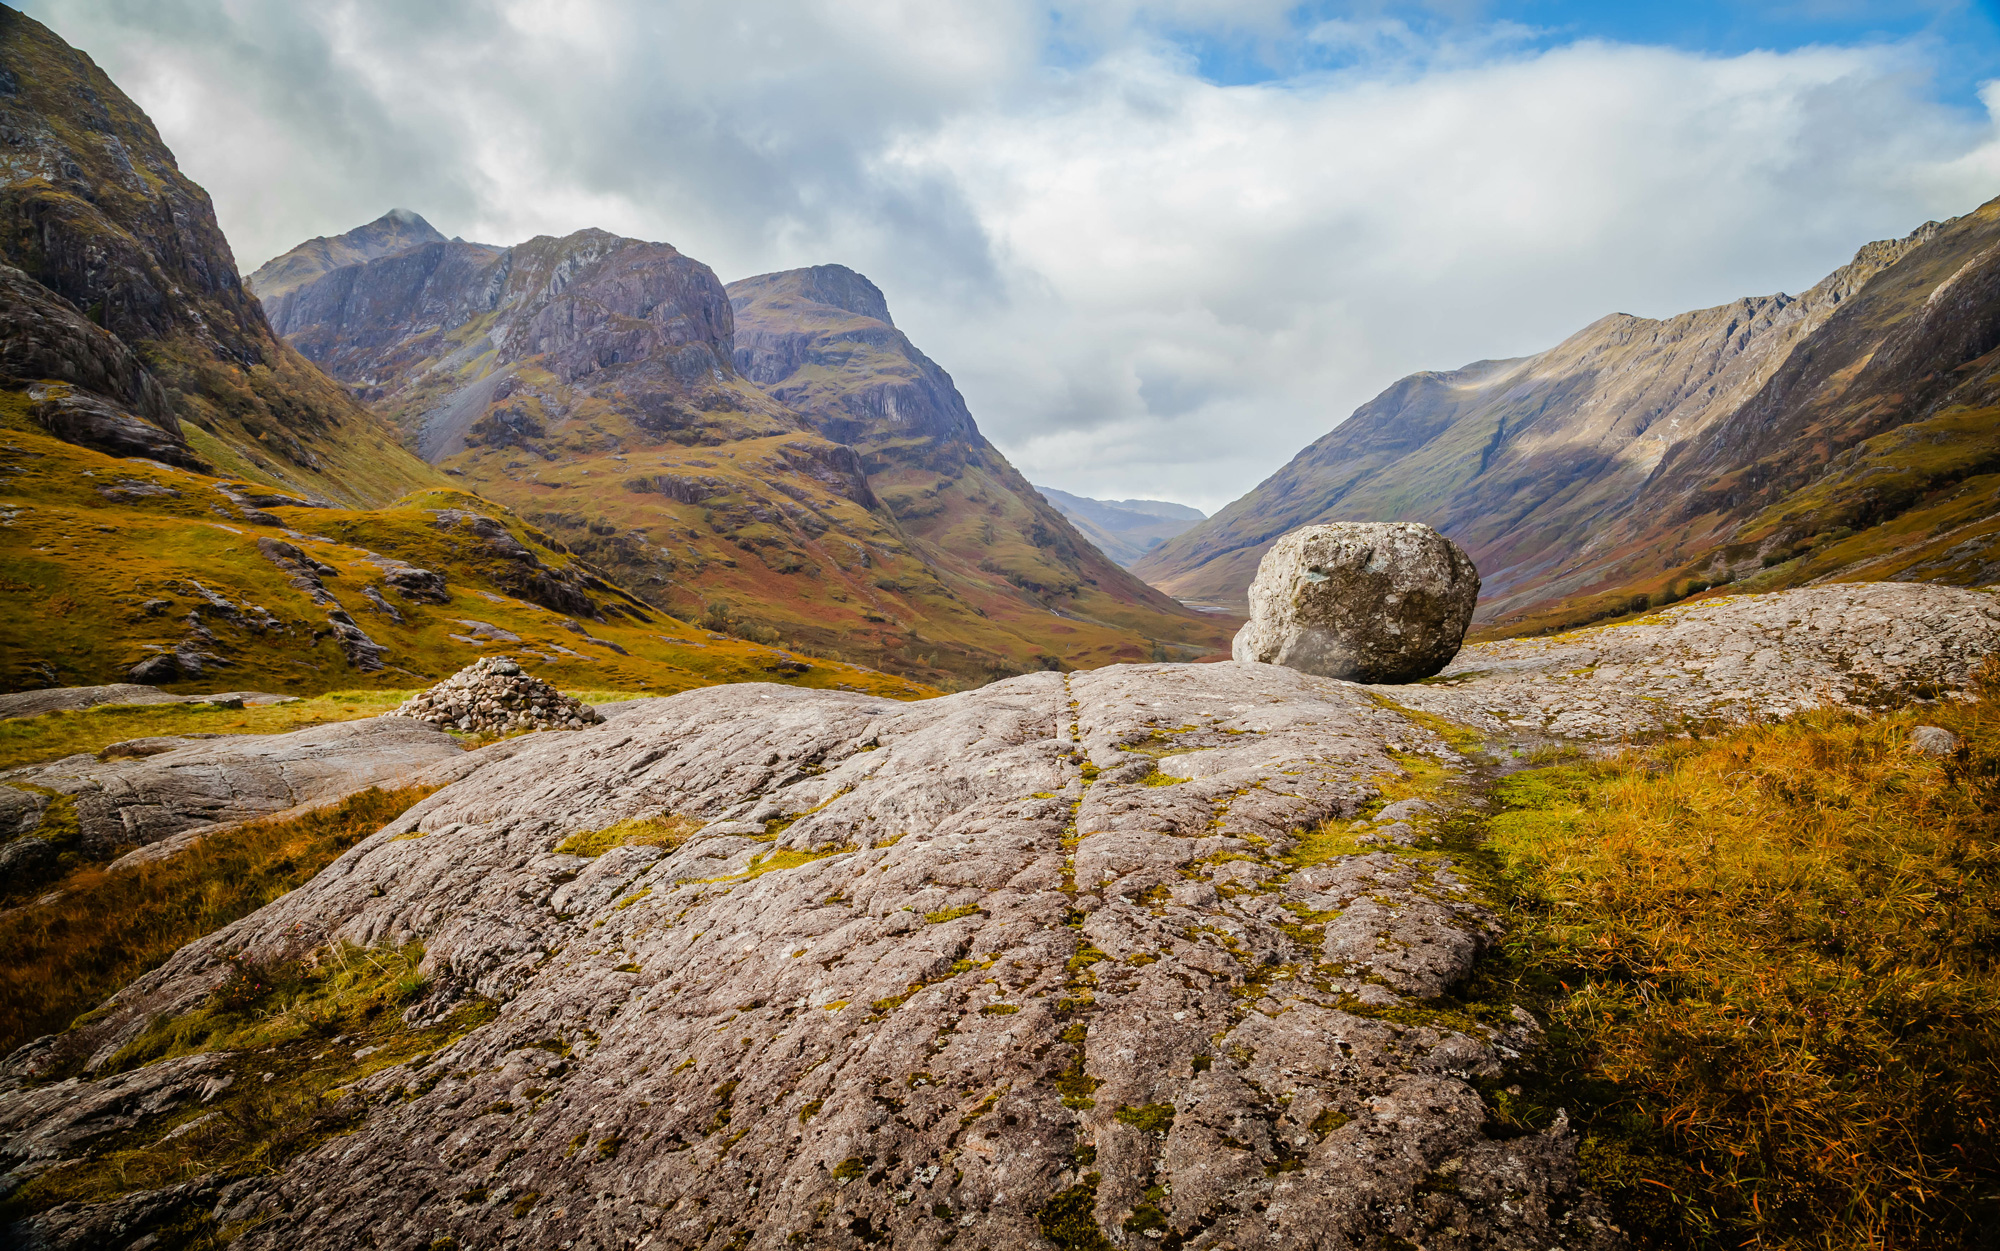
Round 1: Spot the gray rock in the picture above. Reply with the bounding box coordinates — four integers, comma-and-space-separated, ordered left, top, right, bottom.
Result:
0, 718, 464, 856
1400, 584, 2000, 741
1232, 522, 1481, 683
0, 664, 1618, 1251
0, 686, 294, 721
0, 837, 53, 893
1909, 725, 1960, 756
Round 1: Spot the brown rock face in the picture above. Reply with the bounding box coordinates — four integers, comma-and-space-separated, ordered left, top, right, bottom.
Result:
1232, 524, 1480, 683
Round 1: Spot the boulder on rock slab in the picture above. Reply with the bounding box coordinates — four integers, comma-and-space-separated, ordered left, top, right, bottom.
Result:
1232, 522, 1480, 683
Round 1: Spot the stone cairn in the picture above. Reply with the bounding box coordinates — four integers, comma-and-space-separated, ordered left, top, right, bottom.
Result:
384, 656, 604, 735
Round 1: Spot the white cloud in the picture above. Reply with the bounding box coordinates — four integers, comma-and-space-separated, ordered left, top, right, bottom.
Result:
23, 1, 2000, 510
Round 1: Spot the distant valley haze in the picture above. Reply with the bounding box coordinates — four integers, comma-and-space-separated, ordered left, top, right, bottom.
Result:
22, 0, 2000, 512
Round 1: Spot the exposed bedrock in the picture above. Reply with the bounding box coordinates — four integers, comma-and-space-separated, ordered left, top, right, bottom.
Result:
0, 718, 464, 859
1233, 523, 1481, 683
11, 584, 2000, 1248
1, 664, 1618, 1251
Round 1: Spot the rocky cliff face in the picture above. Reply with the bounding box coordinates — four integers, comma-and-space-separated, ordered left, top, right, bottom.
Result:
1134, 209, 1975, 623
263, 239, 1231, 685
246, 208, 448, 301
0, 7, 436, 507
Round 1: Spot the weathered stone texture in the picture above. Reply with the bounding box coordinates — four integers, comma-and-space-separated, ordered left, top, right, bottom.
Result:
1232, 522, 1480, 683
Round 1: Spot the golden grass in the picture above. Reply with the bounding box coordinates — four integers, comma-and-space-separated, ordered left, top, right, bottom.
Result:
554, 813, 701, 858
0, 784, 437, 1055
0, 689, 412, 771
1481, 669, 2000, 1249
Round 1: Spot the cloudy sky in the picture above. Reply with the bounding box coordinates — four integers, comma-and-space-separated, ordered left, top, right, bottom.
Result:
24, 0, 2000, 511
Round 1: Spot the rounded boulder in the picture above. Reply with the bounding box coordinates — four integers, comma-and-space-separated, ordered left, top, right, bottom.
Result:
1231, 522, 1480, 683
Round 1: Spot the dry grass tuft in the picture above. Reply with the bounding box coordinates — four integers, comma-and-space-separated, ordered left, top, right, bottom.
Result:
1483, 663, 2000, 1249
0, 784, 437, 1055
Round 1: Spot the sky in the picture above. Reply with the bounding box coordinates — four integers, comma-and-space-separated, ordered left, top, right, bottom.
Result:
22, 0, 2000, 512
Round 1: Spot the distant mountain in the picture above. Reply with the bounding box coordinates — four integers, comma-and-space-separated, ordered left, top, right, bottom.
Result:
247, 208, 448, 300
1136, 202, 2000, 633
726, 265, 1228, 662
261, 243, 1230, 684
1033, 486, 1205, 567
0, 7, 436, 508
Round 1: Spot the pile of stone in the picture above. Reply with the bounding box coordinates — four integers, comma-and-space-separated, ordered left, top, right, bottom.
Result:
383, 657, 603, 735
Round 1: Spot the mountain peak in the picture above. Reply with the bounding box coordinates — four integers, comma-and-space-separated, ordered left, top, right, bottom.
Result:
732, 264, 894, 327
248, 208, 449, 299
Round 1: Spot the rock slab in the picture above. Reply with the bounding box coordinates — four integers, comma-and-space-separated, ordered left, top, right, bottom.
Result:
1, 664, 1615, 1251
1232, 522, 1480, 683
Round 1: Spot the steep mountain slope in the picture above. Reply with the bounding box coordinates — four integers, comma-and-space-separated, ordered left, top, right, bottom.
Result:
1034, 485, 1205, 567
726, 264, 1230, 646
264, 243, 1232, 684
0, 6, 436, 508
1136, 213, 1955, 619
246, 208, 448, 301
0, 409, 922, 697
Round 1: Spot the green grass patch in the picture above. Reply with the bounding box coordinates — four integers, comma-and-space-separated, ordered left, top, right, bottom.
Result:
0, 784, 438, 1055
554, 814, 701, 858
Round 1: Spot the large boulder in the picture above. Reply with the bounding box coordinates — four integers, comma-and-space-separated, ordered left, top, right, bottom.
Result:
1232, 522, 1480, 683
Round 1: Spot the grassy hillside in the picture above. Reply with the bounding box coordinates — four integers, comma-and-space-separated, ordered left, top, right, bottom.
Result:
0, 398, 929, 699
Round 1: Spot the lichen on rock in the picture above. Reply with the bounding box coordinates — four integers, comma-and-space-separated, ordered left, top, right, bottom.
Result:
1232, 522, 1481, 683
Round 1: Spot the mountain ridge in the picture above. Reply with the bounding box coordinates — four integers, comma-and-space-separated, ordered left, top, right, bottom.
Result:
1033, 484, 1205, 568
1134, 209, 1975, 624
261, 240, 1231, 684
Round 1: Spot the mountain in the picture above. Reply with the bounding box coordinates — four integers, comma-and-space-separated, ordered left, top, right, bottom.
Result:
246, 208, 448, 300
0, 6, 436, 508
260, 243, 1232, 685
726, 265, 1229, 652
1135, 202, 2000, 631
1033, 485, 1205, 567
0, 7, 921, 700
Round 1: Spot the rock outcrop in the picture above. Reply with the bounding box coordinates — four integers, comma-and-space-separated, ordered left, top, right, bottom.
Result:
6, 583, 2000, 1247
385, 656, 605, 734
1233, 523, 1480, 683
0, 664, 1615, 1251
1401, 583, 2000, 739
0, 718, 462, 861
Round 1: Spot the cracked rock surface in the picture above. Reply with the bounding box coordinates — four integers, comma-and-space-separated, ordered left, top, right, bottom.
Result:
0, 663, 1616, 1250
0, 718, 463, 857
10, 584, 2000, 1248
